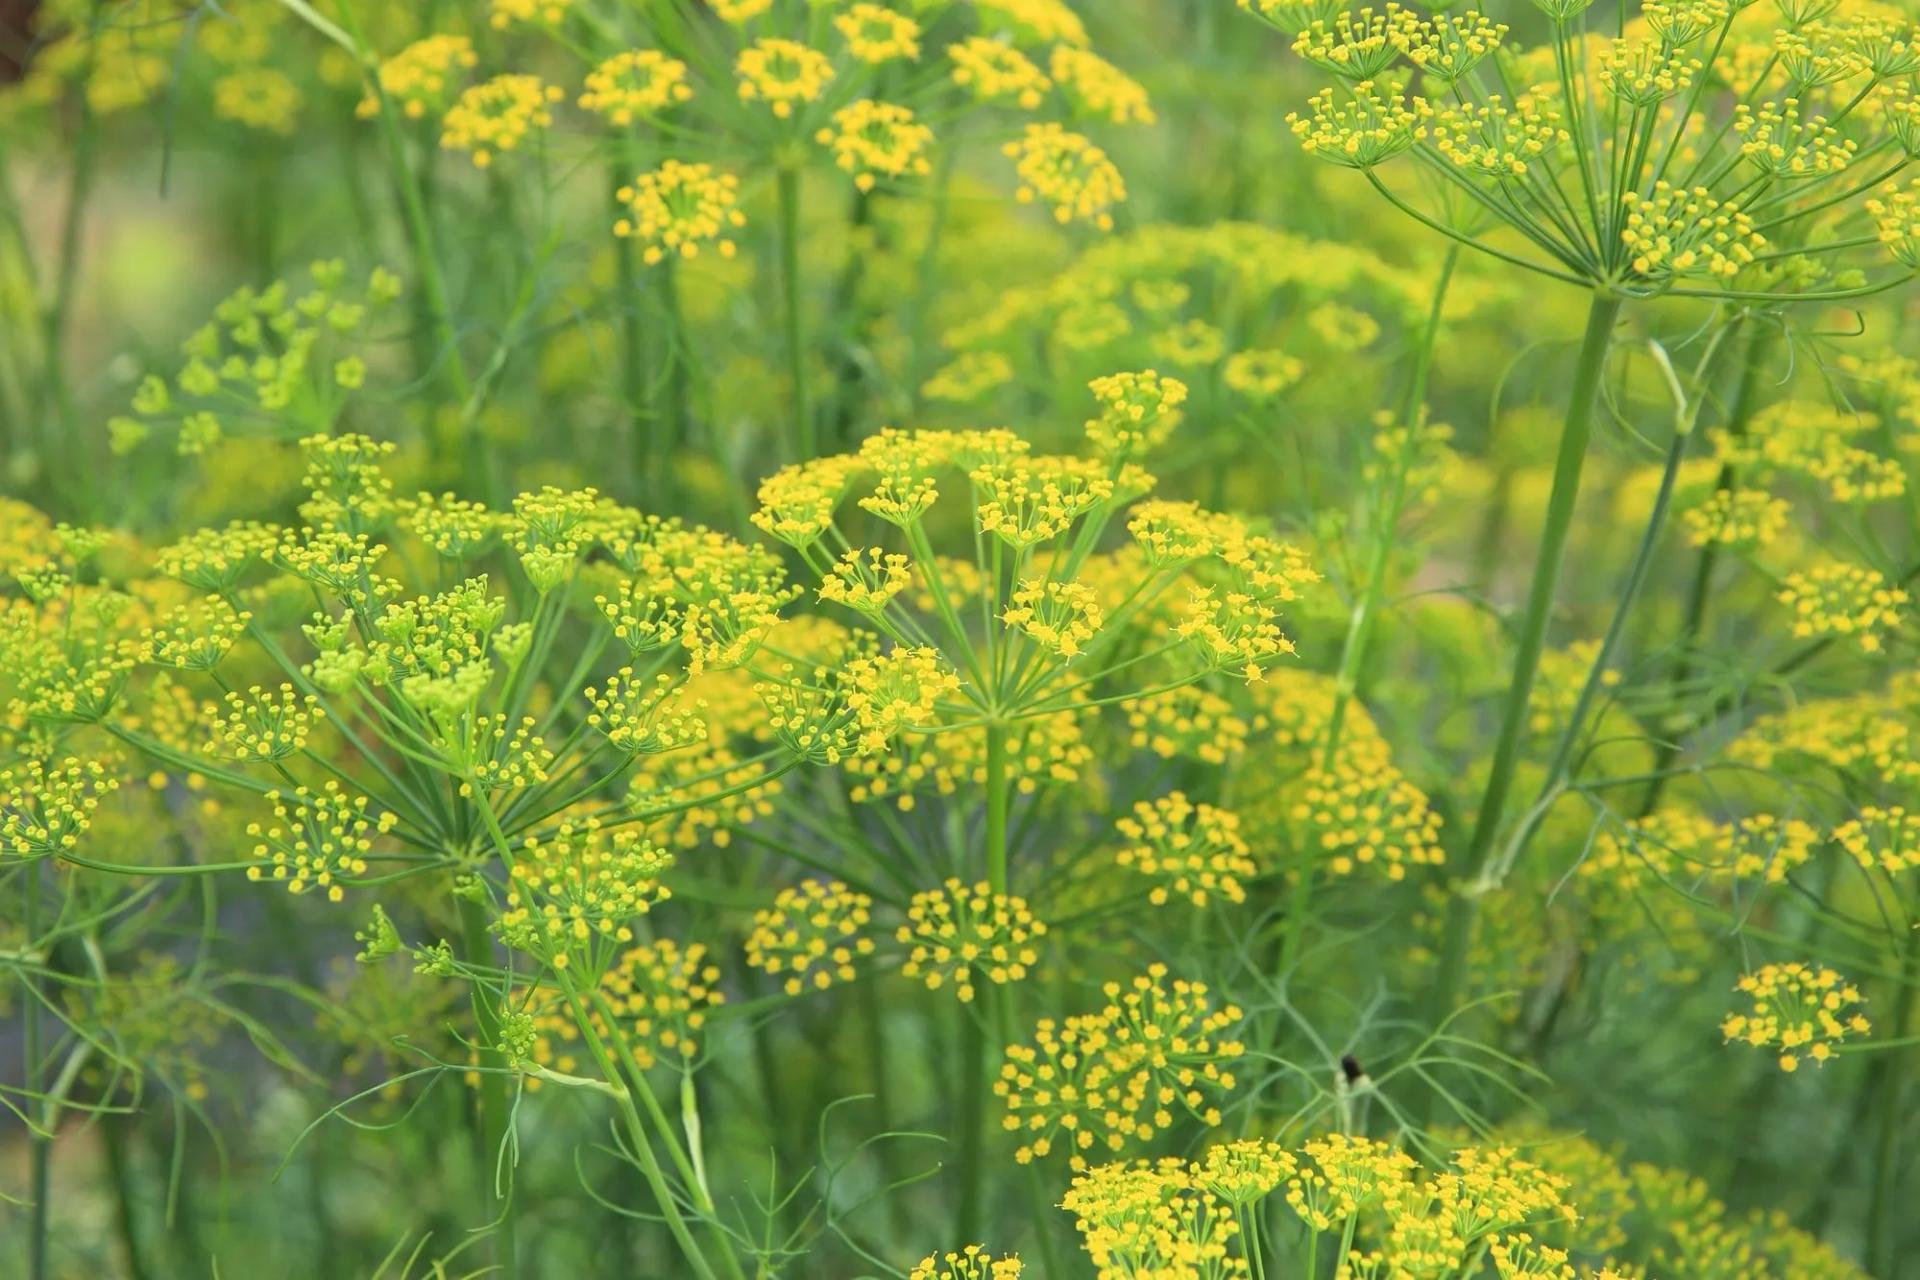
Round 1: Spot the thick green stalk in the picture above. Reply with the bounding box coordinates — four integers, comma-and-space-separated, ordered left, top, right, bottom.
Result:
958, 724, 1013, 1242
1428, 292, 1623, 1022
985, 723, 1011, 894
457, 896, 519, 1280
776, 166, 814, 462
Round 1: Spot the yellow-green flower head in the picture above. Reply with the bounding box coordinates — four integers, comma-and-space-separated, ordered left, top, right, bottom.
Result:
439, 74, 564, 169
156, 521, 281, 593
1003, 577, 1104, 658
401, 492, 503, 560
1399, 11, 1507, 83
1733, 97, 1856, 178
1285, 1133, 1417, 1231
1238, 0, 1350, 37
1597, 38, 1702, 106
909, 1245, 1023, 1280
818, 547, 914, 614
579, 50, 694, 125
213, 67, 302, 136
1113, 792, 1254, 906
1048, 47, 1155, 125
735, 38, 834, 118
1619, 182, 1765, 283
997, 964, 1242, 1166
583, 668, 708, 754
1432, 94, 1568, 178
752, 455, 862, 548
1722, 961, 1869, 1071
491, 0, 571, 26
842, 645, 960, 754
1291, 6, 1419, 81
1002, 123, 1127, 230
1643, 0, 1731, 47
1835, 806, 1920, 875
1680, 487, 1789, 549
615, 161, 747, 264
1866, 179, 1920, 268
712, 0, 772, 22
1084, 369, 1187, 459
1, 758, 120, 858
1283, 745, 1444, 878
923, 350, 1017, 403
746, 879, 877, 995
835, 3, 922, 63
897, 878, 1045, 1002
815, 100, 935, 192
975, 0, 1089, 48
1126, 684, 1251, 764
599, 938, 724, 1068
975, 455, 1115, 548
1062, 1157, 1243, 1277
359, 35, 477, 121
1199, 1139, 1296, 1206
218, 683, 323, 762
246, 781, 393, 901
1223, 348, 1307, 401
501, 819, 673, 966
139, 597, 251, 671
1775, 561, 1909, 651
1287, 80, 1430, 169
947, 37, 1051, 109
1149, 319, 1225, 367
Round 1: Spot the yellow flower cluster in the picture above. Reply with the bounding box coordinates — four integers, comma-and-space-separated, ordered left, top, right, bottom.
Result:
1048, 47, 1155, 125
835, 4, 921, 63
997, 966, 1242, 1165
1288, 80, 1426, 169
1681, 487, 1789, 549
1619, 182, 1765, 282
245, 781, 393, 901
578, 50, 693, 126
1223, 349, 1306, 401
908, 1246, 1022, 1280
1126, 685, 1250, 765
1112, 793, 1255, 906
490, 0, 570, 29
746, 879, 876, 995
1722, 961, 1869, 1071
1003, 123, 1127, 230
217, 684, 323, 762
815, 100, 935, 192
500, 820, 673, 967
1866, 180, 1920, 267
599, 938, 724, 1069
1084, 370, 1187, 460
439, 74, 564, 169
583, 668, 708, 755
843, 646, 960, 755
0, 758, 119, 857
1835, 807, 1920, 875
818, 547, 913, 614
358, 35, 477, 121
1002, 578, 1104, 658
948, 38, 1051, 109
898, 879, 1046, 1002
140, 597, 250, 671
735, 38, 833, 119
1775, 561, 1909, 652
1062, 1157, 1245, 1279
614, 161, 747, 265
1284, 749, 1444, 879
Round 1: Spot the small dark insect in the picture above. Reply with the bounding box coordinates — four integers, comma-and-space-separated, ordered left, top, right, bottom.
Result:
1340, 1054, 1366, 1084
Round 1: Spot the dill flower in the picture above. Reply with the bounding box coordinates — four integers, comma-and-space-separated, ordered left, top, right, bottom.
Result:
1835, 806, 1920, 875
401, 492, 502, 560
600, 939, 724, 1068
735, 38, 834, 119
947, 37, 1051, 109
1084, 370, 1187, 460
1284, 750, 1444, 879
245, 781, 393, 901
975, 0, 1089, 48
974, 456, 1114, 548
1062, 1157, 1243, 1277
1150, 319, 1225, 367
1775, 562, 1909, 652
156, 521, 280, 593
1048, 47, 1155, 125
500, 820, 672, 966
1722, 961, 1869, 1071
835, 4, 921, 63
819, 547, 914, 614
217, 684, 323, 762
752, 456, 861, 548
490, 0, 569, 28
1002, 578, 1104, 658
1596, 40, 1702, 107
213, 67, 301, 135
923, 350, 1016, 403
1113, 792, 1254, 906
1126, 685, 1250, 764
1734, 99, 1855, 178
843, 645, 961, 754
1288, 79, 1427, 168
357, 35, 477, 121
1002, 123, 1127, 230
897, 879, 1045, 1002
583, 668, 707, 754
1286, 1133, 1418, 1230
1619, 183, 1765, 282
1292, 8, 1418, 80
815, 100, 935, 192
0, 758, 120, 857
1680, 487, 1789, 549
439, 74, 564, 169
746, 879, 876, 995
1223, 348, 1305, 401
139, 597, 250, 671
1199, 1139, 1296, 1205
711, 0, 772, 22
615, 161, 747, 264
909, 1246, 1022, 1280
1866, 180, 1920, 267
578, 50, 693, 125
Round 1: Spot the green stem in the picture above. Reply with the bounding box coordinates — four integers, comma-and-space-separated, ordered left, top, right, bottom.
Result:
954, 1005, 987, 1246
1637, 325, 1775, 818
1867, 924, 1920, 1275
1428, 291, 1623, 1024
25, 861, 49, 1280
457, 895, 519, 1280
985, 721, 1010, 894
103, 1114, 151, 1280
776, 166, 813, 462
